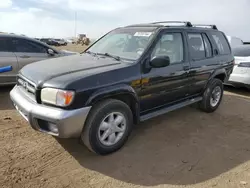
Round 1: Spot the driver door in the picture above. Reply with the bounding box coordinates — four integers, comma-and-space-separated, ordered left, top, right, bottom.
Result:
11, 38, 54, 70
140, 31, 190, 113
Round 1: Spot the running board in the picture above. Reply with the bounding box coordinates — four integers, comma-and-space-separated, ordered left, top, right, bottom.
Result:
140, 97, 202, 122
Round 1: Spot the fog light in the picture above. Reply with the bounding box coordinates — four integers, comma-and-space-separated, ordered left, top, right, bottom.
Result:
48, 123, 58, 134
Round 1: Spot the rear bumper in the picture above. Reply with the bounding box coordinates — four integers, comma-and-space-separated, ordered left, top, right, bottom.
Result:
10, 85, 91, 138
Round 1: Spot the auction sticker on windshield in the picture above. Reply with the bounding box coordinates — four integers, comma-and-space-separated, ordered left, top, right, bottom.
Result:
134, 32, 152, 37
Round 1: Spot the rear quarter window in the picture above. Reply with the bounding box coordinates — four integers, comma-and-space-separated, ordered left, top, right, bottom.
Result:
211, 32, 231, 55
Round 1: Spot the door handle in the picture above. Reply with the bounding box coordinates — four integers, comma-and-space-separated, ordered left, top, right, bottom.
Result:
20, 55, 30, 58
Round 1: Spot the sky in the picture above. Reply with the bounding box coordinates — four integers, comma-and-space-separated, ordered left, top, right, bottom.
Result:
0, 0, 250, 41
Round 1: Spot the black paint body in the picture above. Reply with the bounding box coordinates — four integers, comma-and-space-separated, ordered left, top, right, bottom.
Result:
18, 25, 234, 122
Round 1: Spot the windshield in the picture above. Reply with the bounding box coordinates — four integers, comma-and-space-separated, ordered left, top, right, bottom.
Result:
86, 27, 156, 60
233, 45, 250, 57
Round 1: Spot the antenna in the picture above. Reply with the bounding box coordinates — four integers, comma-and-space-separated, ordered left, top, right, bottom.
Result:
74, 11, 77, 38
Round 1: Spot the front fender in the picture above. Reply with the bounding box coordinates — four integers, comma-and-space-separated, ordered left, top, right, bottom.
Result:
85, 84, 139, 106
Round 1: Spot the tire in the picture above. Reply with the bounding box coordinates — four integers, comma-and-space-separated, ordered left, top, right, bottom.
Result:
81, 99, 133, 155
199, 78, 224, 113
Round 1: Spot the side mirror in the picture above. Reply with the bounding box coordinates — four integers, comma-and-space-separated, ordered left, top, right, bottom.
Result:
48, 49, 55, 56
150, 56, 170, 68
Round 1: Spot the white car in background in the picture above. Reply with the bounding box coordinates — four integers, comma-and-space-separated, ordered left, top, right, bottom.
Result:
227, 45, 250, 89
54, 39, 67, 46
226, 35, 244, 48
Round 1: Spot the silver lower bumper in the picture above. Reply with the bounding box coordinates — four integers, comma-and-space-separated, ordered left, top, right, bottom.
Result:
10, 85, 91, 138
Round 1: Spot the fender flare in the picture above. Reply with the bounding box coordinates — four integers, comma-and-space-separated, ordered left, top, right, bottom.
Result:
86, 84, 139, 105
203, 68, 227, 91
85, 84, 140, 124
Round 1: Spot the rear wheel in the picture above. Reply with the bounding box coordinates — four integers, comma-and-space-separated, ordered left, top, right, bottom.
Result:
199, 78, 224, 113
81, 99, 133, 155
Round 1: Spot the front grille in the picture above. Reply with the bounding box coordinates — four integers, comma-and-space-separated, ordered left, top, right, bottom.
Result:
17, 76, 37, 100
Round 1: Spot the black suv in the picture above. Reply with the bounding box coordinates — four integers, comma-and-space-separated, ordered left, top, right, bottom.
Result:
10, 21, 234, 155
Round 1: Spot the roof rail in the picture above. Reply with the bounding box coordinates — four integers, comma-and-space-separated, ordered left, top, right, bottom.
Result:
192, 24, 218, 30
150, 21, 193, 27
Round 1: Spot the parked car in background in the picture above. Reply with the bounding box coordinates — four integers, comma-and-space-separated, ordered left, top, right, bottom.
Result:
0, 34, 77, 85
54, 39, 67, 46
10, 21, 234, 155
226, 35, 244, 48
65, 39, 74, 44
226, 45, 250, 89
40, 38, 61, 46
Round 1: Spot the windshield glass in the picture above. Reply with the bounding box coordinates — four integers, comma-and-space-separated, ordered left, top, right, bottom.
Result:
86, 27, 157, 60
232, 45, 250, 57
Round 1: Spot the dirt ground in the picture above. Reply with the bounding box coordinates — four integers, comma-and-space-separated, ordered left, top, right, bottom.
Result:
1, 44, 250, 188
1, 86, 250, 188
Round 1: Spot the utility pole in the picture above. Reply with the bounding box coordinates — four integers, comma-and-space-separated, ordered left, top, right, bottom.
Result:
74, 11, 77, 38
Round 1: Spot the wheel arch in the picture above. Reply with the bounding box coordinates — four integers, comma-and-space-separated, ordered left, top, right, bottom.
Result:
204, 69, 227, 91
86, 84, 140, 124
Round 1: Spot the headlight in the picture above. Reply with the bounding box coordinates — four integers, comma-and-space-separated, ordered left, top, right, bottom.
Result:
41, 88, 75, 107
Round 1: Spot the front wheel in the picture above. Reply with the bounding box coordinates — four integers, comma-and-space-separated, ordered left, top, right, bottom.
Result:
199, 78, 224, 113
81, 99, 133, 155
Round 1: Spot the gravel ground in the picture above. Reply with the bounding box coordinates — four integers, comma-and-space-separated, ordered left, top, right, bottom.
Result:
1, 85, 250, 188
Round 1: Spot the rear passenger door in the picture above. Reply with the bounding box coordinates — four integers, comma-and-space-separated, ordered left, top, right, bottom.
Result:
11, 38, 52, 70
0, 37, 18, 85
186, 32, 217, 96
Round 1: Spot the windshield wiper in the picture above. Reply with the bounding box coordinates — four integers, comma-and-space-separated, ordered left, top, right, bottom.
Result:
97, 53, 121, 61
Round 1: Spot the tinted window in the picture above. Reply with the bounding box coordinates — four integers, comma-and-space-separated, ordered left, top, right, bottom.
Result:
0, 37, 10, 52
12, 39, 47, 53
151, 33, 184, 64
212, 32, 231, 55
202, 34, 212, 57
188, 33, 205, 60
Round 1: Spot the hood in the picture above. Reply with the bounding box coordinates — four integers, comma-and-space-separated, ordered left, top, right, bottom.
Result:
19, 53, 125, 87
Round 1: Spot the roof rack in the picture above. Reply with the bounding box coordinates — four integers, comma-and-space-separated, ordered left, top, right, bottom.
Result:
126, 21, 218, 30
192, 24, 218, 30
150, 21, 193, 27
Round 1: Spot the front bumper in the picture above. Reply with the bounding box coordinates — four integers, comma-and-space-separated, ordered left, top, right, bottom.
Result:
10, 85, 91, 138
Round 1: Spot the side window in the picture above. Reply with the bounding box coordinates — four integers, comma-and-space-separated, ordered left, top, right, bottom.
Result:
151, 33, 184, 64
0, 37, 10, 52
187, 33, 205, 60
211, 32, 231, 55
202, 34, 212, 58
12, 39, 47, 53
